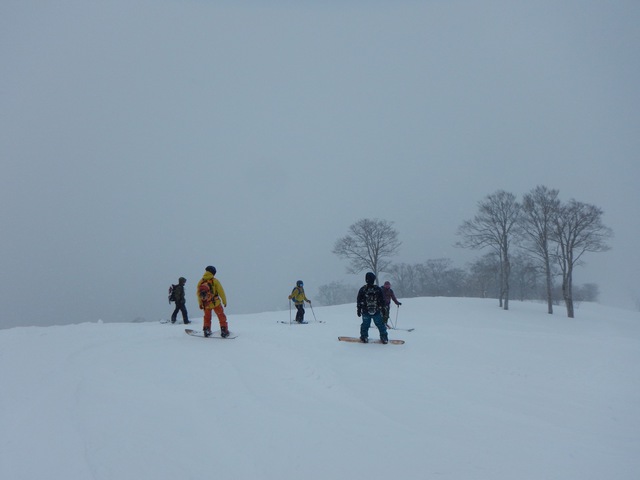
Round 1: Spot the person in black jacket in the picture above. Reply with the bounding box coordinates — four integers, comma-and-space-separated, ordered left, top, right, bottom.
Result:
170, 277, 190, 324
356, 272, 388, 344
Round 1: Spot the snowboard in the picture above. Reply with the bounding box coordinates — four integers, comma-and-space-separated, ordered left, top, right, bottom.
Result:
185, 329, 237, 339
338, 336, 404, 345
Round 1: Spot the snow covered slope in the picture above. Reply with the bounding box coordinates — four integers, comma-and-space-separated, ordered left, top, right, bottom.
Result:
1, 298, 639, 480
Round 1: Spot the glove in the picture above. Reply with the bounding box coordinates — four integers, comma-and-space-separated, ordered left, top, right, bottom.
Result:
306, 300, 311, 304
398, 302, 402, 306
357, 309, 361, 317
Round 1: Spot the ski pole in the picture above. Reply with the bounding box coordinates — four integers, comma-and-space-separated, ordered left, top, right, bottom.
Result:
309, 302, 318, 323
289, 300, 292, 325
393, 305, 400, 329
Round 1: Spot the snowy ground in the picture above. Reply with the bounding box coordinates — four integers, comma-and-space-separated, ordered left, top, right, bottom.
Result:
1, 298, 639, 480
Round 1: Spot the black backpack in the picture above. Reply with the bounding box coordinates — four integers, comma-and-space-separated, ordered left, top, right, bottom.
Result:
364, 285, 379, 315
168, 284, 177, 303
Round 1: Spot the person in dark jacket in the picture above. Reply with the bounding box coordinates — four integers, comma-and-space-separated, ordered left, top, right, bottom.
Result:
171, 277, 190, 324
381, 281, 402, 328
356, 272, 388, 344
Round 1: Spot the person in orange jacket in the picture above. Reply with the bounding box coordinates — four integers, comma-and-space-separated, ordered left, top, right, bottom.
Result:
197, 266, 229, 337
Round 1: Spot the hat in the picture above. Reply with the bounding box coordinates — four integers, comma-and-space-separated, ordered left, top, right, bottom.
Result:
365, 272, 376, 285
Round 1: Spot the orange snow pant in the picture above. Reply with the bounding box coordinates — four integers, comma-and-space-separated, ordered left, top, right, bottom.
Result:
203, 304, 228, 331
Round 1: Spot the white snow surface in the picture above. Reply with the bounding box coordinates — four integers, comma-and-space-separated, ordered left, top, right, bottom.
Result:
1, 298, 639, 480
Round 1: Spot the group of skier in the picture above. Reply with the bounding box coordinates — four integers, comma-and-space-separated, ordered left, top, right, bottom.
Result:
169, 267, 401, 343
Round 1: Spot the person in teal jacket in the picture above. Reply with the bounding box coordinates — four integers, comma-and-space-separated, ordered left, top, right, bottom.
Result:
289, 280, 311, 323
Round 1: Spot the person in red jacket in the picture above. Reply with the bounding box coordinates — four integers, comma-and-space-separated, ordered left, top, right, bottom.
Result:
381, 281, 402, 328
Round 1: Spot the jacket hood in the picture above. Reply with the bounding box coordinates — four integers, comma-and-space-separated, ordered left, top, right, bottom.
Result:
202, 271, 215, 281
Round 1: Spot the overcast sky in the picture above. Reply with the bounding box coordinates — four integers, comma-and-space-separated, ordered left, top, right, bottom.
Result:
2, 0, 639, 328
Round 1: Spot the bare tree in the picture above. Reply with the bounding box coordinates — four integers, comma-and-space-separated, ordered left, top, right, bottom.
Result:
552, 199, 612, 318
387, 263, 419, 297
573, 283, 600, 303
521, 186, 561, 314
419, 259, 451, 296
391, 259, 467, 298
333, 218, 401, 282
457, 190, 521, 310
442, 267, 468, 297
418, 258, 466, 297
510, 251, 543, 302
466, 252, 501, 299
317, 281, 359, 306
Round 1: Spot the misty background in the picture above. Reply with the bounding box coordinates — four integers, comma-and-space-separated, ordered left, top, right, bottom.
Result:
2, 1, 639, 328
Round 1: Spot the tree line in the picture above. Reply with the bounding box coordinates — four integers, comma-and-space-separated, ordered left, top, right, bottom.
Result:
323, 186, 612, 318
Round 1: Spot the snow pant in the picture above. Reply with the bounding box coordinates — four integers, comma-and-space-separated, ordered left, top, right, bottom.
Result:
381, 305, 390, 325
295, 304, 305, 322
171, 302, 189, 323
203, 304, 228, 331
360, 311, 387, 341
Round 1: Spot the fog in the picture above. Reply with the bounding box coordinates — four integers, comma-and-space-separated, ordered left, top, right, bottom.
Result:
2, 1, 639, 328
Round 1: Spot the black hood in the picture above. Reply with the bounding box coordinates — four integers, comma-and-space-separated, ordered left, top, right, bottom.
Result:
365, 272, 376, 285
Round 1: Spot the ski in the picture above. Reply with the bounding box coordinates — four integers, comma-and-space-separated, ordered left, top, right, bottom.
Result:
338, 336, 404, 345
389, 327, 414, 332
278, 321, 325, 324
